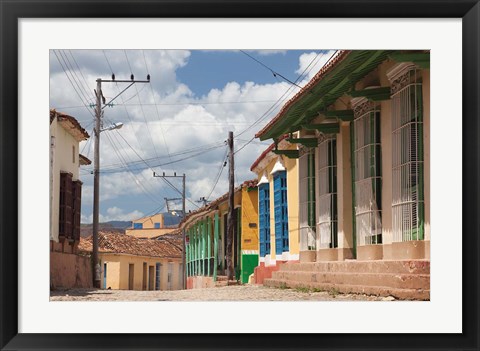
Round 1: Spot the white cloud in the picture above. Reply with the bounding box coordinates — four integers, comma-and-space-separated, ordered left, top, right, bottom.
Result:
53, 49, 328, 222
81, 207, 144, 223
296, 50, 337, 83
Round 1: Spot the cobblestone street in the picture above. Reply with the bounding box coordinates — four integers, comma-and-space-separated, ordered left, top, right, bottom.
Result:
50, 284, 389, 301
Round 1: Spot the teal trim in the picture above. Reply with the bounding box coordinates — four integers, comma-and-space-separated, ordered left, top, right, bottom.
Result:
214, 212, 219, 281
302, 123, 340, 134
286, 137, 318, 148
272, 149, 300, 159
349, 87, 391, 101
207, 216, 212, 277
324, 109, 354, 121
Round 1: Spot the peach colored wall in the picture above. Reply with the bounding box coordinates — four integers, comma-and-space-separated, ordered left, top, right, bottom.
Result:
125, 227, 176, 239
131, 213, 165, 229
50, 251, 92, 289
100, 253, 182, 291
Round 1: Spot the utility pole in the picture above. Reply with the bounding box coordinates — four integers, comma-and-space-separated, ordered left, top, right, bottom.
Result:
226, 131, 235, 281
92, 74, 149, 288
154, 172, 187, 289
92, 79, 101, 288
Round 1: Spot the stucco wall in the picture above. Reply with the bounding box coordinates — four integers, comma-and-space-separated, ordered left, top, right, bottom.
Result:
50, 119, 82, 242
125, 227, 176, 239
100, 253, 182, 291
255, 146, 299, 263
240, 187, 259, 252
131, 213, 165, 229
50, 251, 92, 289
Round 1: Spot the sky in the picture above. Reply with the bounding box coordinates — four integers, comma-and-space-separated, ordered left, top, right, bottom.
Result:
49, 49, 336, 223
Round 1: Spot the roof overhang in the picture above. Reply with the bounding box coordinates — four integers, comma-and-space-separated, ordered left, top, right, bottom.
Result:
257, 50, 395, 141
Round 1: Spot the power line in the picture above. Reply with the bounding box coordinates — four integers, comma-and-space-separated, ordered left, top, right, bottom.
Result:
103, 131, 163, 205
240, 50, 303, 89
54, 100, 278, 109
52, 50, 95, 119
58, 50, 94, 106
124, 50, 160, 161
206, 144, 229, 201
142, 49, 171, 162
67, 50, 93, 101
233, 50, 334, 153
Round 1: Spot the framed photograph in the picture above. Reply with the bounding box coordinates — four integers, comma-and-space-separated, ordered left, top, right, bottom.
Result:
1, 0, 478, 350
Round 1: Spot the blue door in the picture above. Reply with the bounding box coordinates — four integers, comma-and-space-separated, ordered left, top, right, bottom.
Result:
274, 171, 288, 255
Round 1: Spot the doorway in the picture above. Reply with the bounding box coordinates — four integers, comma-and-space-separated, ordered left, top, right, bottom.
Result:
142, 262, 147, 290
128, 264, 134, 290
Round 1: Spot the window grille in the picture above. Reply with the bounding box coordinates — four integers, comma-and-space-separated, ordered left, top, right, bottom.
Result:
273, 171, 288, 255
353, 101, 382, 245
258, 183, 271, 256
317, 137, 338, 249
299, 148, 316, 251
391, 68, 424, 242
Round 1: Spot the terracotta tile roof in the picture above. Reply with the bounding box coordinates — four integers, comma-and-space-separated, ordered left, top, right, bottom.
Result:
178, 178, 257, 228
255, 50, 350, 139
79, 154, 92, 165
78, 232, 182, 258
242, 178, 258, 188
50, 109, 90, 140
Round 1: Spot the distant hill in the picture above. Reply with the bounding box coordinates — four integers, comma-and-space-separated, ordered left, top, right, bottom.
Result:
80, 220, 132, 237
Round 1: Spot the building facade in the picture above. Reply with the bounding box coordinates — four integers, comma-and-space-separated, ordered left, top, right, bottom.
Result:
50, 109, 90, 253
255, 50, 430, 263
50, 109, 92, 289
250, 138, 300, 283
182, 180, 259, 288
126, 212, 181, 239
78, 232, 183, 291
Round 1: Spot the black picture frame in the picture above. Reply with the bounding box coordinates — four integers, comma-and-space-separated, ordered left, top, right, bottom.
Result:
1, 1, 478, 350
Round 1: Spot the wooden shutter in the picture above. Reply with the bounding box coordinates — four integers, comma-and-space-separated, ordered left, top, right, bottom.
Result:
72, 180, 82, 241
59, 172, 73, 240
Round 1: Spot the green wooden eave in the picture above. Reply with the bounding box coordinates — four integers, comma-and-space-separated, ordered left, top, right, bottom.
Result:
272, 149, 300, 159
302, 122, 339, 134
259, 50, 396, 141
389, 52, 430, 69
324, 109, 354, 121
349, 87, 391, 101
286, 137, 318, 147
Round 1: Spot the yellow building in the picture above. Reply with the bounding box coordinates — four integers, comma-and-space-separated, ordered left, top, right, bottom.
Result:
126, 212, 180, 239
181, 180, 259, 288
250, 138, 299, 283
79, 232, 183, 290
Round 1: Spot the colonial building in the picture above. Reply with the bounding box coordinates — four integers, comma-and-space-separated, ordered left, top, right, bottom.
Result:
181, 180, 259, 288
253, 50, 430, 299
250, 136, 299, 284
126, 212, 181, 239
50, 109, 92, 289
79, 232, 183, 291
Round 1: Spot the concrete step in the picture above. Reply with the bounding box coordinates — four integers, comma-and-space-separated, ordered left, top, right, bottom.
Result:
279, 260, 430, 275
264, 278, 430, 300
271, 270, 429, 290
